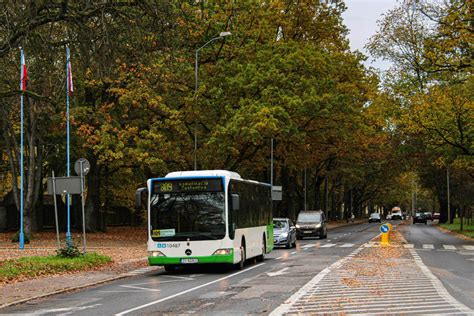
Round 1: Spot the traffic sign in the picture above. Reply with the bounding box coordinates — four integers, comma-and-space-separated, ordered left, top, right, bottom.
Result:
74, 158, 90, 176
380, 224, 390, 233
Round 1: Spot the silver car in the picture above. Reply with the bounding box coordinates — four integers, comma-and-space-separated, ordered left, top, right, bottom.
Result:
273, 218, 297, 249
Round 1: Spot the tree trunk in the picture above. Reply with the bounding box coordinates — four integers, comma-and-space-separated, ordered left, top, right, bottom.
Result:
313, 175, 324, 211
85, 156, 106, 232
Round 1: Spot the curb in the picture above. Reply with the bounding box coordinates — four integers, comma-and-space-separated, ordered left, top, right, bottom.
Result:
0, 258, 153, 310
434, 224, 474, 241
0, 274, 128, 310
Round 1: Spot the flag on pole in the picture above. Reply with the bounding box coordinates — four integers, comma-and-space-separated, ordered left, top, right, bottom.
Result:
67, 59, 73, 96
20, 50, 28, 91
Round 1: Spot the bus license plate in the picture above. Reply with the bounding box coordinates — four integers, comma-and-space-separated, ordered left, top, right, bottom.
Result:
180, 258, 198, 264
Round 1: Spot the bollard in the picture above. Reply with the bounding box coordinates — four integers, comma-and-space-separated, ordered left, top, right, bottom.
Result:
380, 223, 390, 245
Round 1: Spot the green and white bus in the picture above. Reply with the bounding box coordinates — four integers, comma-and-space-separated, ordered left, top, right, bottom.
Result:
135, 170, 273, 271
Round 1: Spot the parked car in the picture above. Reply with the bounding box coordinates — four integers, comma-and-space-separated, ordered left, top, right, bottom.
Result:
386, 214, 392, 220
295, 210, 327, 240
368, 213, 381, 223
413, 212, 427, 224
273, 218, 297, 249
424, 212, 433, 221
433, 212, 440, 220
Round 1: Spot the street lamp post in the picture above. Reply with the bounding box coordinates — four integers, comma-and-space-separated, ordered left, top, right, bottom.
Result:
194, 31, 231, 170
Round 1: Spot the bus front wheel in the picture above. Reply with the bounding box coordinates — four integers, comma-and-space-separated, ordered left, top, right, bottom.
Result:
237, 241, 246, 270
164, 265, 178, 273
256, 235, 266, 262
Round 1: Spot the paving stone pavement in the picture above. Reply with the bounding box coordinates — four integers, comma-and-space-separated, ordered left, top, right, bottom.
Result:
270, 243, 474, 315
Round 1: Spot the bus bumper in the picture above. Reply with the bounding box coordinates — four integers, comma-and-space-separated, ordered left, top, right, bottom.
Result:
148, 252, 234, 266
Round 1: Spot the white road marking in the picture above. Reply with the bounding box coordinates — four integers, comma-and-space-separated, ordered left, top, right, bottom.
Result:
443, 245, 456, 250
301, 244, 315, 249
320, 243, 336, 248
270, 242, 472, 316
267, 267, 290, 277
338, 243, 354, 248
120, 285, 160, 292
275, 256, 283, 260
290, 251, 297, 255
269, 247, 363, 316
29, 304, 102, 315
408, 248, 472, 313
115, 263, 265, 315
162, 275, 194, 280
403, 244, 414, 248
423, 244, 434, 249
463, 245, 474, 251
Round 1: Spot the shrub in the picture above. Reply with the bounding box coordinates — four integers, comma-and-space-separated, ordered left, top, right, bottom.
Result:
57, 244, 82, 258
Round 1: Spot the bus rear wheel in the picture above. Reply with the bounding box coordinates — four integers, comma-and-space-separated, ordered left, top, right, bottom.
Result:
256, 235, 266, 262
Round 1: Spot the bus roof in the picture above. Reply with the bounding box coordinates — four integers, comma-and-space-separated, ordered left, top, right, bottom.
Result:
164, 170, 242, 180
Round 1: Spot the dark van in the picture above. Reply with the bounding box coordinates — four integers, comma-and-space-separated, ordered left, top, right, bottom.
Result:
295, 210, 327, 240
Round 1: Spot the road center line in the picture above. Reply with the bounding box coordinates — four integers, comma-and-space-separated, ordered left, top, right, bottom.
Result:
115, 263, 265, 315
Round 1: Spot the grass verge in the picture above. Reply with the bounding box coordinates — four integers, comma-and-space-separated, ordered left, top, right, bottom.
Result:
0, 253, 112, 284
440, 218, 474, 238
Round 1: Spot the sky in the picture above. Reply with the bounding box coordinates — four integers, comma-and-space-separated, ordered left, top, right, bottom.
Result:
342, 0, 399, 71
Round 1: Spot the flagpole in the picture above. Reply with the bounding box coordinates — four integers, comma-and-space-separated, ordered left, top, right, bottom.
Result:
19, 48, 25, 250
66, 46, 72, 246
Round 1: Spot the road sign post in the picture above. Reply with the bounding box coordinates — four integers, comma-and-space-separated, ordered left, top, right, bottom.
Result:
380, 223, 390, 245
75, 158, 90, 254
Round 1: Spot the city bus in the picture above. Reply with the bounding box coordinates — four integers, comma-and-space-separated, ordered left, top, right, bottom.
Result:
135, 170, 273, 271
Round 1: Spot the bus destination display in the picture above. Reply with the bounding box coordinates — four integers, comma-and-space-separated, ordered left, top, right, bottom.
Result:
153, 178, 223, 193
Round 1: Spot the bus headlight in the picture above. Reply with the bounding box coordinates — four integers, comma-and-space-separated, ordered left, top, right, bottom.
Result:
148, 251, 165, 257
212, 248, 233, 256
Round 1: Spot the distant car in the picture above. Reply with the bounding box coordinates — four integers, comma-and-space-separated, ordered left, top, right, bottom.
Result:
368, 213, 381, 223
295, 210, 327, 240
273, 218, 297, 249
391, 211, 404, 220
433, 212, 440, 220
424, 212, 433, 221
413, 212, 427, 224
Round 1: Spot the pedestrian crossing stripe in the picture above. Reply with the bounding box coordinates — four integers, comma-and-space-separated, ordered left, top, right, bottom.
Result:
298, 243, 474, 251
443, 245, 456, 250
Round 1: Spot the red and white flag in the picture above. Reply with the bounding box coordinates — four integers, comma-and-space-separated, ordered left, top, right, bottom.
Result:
67, 60, 73, 96
20, 50, 28, 91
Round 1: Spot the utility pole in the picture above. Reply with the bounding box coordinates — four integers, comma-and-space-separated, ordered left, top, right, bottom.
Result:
447, 166, 451, 224
304, 168, 307, 212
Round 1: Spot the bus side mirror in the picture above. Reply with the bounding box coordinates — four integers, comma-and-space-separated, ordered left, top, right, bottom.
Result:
135, 187, 148, 210
231, 194, 240, 211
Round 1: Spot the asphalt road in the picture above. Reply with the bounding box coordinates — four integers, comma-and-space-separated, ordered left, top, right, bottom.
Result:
398, 221, 474, 309
3, 221, 472, 315
2, 222, 382, 315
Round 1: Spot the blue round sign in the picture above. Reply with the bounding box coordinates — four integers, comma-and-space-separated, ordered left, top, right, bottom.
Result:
380, 224, 389, 233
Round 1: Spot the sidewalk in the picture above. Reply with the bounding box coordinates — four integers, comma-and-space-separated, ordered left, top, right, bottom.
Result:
0, 220, 364, 309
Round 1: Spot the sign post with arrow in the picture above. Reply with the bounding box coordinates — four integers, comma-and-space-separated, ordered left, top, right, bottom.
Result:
380, 223, 391, 245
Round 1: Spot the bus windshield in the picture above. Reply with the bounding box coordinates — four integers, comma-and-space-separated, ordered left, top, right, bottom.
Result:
150, 191, 226, 241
